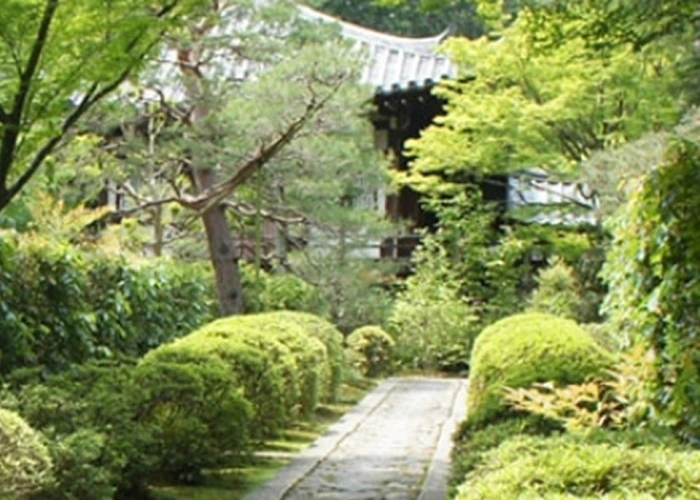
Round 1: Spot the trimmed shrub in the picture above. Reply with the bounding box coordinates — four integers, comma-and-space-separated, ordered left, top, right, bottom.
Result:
346, 325, 394, 377
0, 408, 53, 499
142, 338, 289, 439
145, 311, 335, 434
134, 359, 252, 483
467, 312, 612, 427
197, 314, 329, 418
267, 311, 345, 402
454, 433, 700, 499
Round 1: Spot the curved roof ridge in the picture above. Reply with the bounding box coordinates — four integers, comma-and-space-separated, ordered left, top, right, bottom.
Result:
297, 5, 449, 55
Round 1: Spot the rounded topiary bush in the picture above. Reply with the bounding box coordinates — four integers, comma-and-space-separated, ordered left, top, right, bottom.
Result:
346, 325, 395, 378
0, 408, 53, 498
454, 434, 700, 499
197, 313, 329, 418
144, 331, 294, 438
467, 312, 612, 427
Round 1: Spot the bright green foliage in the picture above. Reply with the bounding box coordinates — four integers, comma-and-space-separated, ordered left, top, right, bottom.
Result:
602, 120, 700, 442
0, 232, 215, 374
265, 311, 345, 402
467, 312, 612, 427
454, 433, 700, 499
403, 0, 689, 194
0, 408, 53, 499
346, 326, 395, 378
389, 236, 476, 372
527, 259, 582, 321
0, 0, 205, 211
449, 416, 556, 496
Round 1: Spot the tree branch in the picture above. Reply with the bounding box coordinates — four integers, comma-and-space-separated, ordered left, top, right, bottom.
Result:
3, 1, 182, 210
0, 0, 59, 192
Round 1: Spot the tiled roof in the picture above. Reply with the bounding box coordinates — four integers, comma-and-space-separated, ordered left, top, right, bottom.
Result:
298, 6, 456, 94
507, 170, 597, 226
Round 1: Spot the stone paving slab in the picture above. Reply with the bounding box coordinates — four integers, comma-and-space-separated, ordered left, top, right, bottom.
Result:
245, 377, 467, 500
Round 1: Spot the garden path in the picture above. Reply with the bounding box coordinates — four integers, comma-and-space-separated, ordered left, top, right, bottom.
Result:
245, 377, 467, 500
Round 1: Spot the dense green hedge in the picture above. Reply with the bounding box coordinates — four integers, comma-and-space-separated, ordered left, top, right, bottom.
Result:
467, 312, 612, 427
0, 234, 216, 375
454, 433, 700, 499
603, 136, 700, 441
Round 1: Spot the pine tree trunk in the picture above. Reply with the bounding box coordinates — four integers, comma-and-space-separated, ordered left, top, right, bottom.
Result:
193, 167, 244, 316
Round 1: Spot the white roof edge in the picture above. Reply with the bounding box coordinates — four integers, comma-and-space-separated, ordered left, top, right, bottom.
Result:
297, 5, 449, 54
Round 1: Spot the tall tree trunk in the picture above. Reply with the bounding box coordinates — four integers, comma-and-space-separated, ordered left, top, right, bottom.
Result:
193, 166, 244, 315
178, 33, 245, 316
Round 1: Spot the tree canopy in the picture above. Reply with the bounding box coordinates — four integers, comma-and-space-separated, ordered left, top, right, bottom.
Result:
0, 0, 206, 213
401, 0, 694, 195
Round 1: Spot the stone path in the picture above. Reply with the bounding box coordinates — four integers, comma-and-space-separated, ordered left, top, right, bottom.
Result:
245, 377, 467, 500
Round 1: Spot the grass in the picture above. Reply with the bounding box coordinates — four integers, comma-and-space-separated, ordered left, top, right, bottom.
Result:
150, 378, 377, 499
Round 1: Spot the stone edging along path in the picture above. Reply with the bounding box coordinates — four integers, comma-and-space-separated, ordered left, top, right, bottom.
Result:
245, 377, 468, 500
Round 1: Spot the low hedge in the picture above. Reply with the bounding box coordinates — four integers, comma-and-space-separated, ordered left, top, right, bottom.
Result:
454, 433, 700, 499
467, 312, 612, 427
142, 338, 291, 439
449, 416, 559, 496
194, 314, 329, 418
0, 408, 53, 499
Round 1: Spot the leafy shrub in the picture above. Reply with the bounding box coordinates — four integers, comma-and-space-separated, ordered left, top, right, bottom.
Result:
0, 408, 53, 499
346, 325, 394, 377
2, 359, 251, 495
389, 241, 476, 372
240, 263, 322, 315
454, 434, 700, 499
42, 429, 122, 500
265, 311, 345, 402
505, 346, 658, 433
1, 362, 154, 498
527, 258, 582, 321
449, 416, 558, 496
0, 232, 215, 375
467, 312, 612, 427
